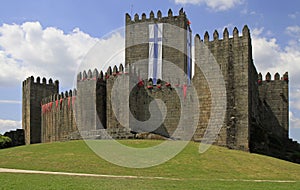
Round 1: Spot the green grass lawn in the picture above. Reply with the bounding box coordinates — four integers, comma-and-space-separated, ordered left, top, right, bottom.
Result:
1, 173, 299, 190
0, 140, 299, 189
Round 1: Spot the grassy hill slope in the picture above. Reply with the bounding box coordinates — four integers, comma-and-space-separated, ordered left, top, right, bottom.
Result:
0, 140, 299, 189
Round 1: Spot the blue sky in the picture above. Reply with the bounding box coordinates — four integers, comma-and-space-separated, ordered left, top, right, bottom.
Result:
0, 0, 300, 141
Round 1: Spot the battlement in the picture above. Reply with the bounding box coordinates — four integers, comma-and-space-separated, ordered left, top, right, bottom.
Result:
258, 72, 288, 83
41, 89, 77, 105
126, 8, 187, 25
77, 64, 126, 82
22, 76, 59, 87
194, 25, 250, 44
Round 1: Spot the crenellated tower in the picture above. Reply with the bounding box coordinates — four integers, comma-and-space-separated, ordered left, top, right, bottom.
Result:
258, 72, 289, 137
125, 9, 192, 85
22, 76, 59, 144
193, 25, 255, 151
76, 69, 100, 132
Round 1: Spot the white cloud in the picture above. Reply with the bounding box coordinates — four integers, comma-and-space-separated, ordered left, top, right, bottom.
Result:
286, 25, 300, 44
288, 12, 299, 19
0, 119, 21, 134
77, 32, 125, 75
174, 0, 244, 11
252, 28, 285, 74
290, 111, 300, 128
0, 22, 124, 89
0, 100, 21, 104
252, 27, 300, 84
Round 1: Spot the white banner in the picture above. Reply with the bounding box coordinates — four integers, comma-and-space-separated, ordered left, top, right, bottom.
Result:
148, 23, 163, 85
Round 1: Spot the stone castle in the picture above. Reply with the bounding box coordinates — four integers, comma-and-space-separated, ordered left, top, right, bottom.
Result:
21, 9, 300, 163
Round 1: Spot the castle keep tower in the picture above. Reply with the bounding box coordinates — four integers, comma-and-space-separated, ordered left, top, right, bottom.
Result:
125, 9, 192, 84
22, 76, 58, 144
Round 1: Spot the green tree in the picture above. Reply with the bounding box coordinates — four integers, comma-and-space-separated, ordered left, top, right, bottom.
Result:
0, 135, 12, 149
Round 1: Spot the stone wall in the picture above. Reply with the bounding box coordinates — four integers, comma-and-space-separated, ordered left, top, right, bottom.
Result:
41, 90, 77, 143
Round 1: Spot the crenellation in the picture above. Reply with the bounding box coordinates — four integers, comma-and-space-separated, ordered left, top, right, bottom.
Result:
275, 72, 280, 80
157, 10, 162, 19
233, 27, 239, 39
266, 72, 271, 81
150, 11, 154, 20
126, 8, 188, 26
22, 76, 58, 86
99, 71, 104, 80
195, 34, 201, 41
119, 64, 124, 72
168, 9, 173, 17
25, 76, 32, 84
107, 66, 112, 75
87, 69, 92, 79
93, 68, 99, 78
242, 25, 250, 37
82, 70, 87, 80
134, 13, 139, 21
283, 72, 288, 82
204, 31, 209, 44
125, 13, 131, 23
113, 65, 118, 74
213, 30, 219, 41
141, 13, 146, 21
223, 28, 229, 40
77, 72, 82, 81
258, 72, 262, 84
179, 7, 184, 16
259, 72, 289, 82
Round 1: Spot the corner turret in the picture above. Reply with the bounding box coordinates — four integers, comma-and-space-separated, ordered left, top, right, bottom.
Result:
22, 76, 59, 144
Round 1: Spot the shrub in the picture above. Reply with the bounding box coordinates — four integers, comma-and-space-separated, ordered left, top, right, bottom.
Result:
0, 135, 12, 149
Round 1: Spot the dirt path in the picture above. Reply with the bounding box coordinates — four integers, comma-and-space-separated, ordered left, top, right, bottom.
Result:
0, 168, 297, 183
